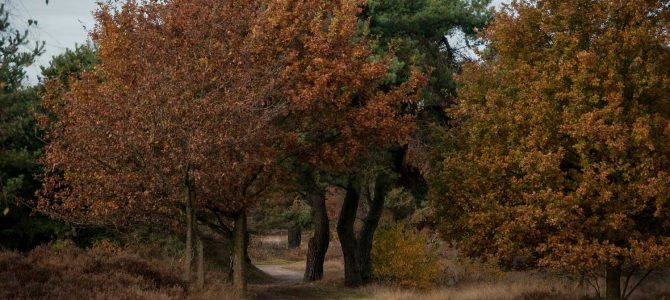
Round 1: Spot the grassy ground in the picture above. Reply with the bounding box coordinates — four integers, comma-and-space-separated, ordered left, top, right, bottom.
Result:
2, 234, 669, 299
248, 233, 670, 300
250, 263, 670, 300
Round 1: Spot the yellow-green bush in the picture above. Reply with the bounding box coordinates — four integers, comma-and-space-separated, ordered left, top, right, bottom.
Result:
91, 238, 122, 253
371, 223, 440, 288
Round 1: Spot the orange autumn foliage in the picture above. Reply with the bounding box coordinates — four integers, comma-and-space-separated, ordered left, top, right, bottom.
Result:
38, 0, 424, 226
38, 1, 282, 226
431, 0, 670, 282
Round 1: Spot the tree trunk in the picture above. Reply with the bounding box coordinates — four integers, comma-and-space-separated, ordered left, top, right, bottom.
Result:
195, 230, 204, 289
184, 186, 194, 282
304, 191, 329, 281
357, 174, 391, 283
288, 226, 301, 249
606, 265, 622, 300
337, 178, 363, 287
232, 210, 247, 293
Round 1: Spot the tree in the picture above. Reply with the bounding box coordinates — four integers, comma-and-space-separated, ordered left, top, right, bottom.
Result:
431, 1, 670, 299
283, 198, 311, 249
247, 0, 426, 285
40, 43, 98, 87
39, 0, 285, 292
363, 0, 490, 111
326, 0, 491, 287
358, 0, 492, 208
39, 0, 424, 292
0, 2, 62, 250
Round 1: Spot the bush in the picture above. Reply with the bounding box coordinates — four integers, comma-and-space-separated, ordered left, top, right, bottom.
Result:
0, 240, 185, 299
371, 223, 440, 288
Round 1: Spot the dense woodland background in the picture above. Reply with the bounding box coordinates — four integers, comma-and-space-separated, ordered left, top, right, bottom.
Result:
1, 0, 670, 299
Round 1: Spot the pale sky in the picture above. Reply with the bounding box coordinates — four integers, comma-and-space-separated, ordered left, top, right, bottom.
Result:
7, 0, 508, 85
3, 0, 97, 84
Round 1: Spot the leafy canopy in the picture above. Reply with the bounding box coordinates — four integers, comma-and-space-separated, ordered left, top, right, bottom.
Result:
431, 0, 670, 275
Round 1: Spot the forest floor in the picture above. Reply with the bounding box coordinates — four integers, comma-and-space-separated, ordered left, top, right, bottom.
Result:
252, 260, 368, 300
2, 233, 669, 299
247, 233, 670, 300
249, 233, 365, 299
256, 263, 303, 284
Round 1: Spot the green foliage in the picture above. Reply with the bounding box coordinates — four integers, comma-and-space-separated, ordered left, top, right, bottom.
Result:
362, 0, 491, 106
365, 0, 490, 40
40, 43, 98, 86
0, 4, 44, 92
122, 227, 185, 259
384, 187, 416, 220
0, 88, 41, 203
0, 6, 98, 250
282, 200, 312, 229
371, 222, 440, 288
0, 3, 67, 250
356, 1, 493, 231
0, 1, 43, 211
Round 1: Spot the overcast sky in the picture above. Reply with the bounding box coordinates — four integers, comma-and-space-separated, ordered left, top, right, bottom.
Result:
7, 0, 508, 85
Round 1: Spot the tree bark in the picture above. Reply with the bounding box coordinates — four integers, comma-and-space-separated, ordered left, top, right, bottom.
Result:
288, 226, 301, 249
184, 185, 195, 282
606, 265, 622, 300
337, 178, 363, 287
232, 210, 247, 293
195, 230, 204, 289
357, 173, 391, 283
304, 191, 329, 281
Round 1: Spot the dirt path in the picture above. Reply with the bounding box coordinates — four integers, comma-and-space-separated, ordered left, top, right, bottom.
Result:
252, 261, 366, 300
256, 264, 304, 284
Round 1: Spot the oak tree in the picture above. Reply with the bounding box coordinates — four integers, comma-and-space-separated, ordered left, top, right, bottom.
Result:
431, 1, 670, 299
39, 0, 284, 291
39, 0, 425, 292
251, 0, 426, 285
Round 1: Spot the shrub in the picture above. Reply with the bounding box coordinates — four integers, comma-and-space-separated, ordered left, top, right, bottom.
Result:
371, 222, 440, 288
91, 238, 122, 253
0, 240, 185, 299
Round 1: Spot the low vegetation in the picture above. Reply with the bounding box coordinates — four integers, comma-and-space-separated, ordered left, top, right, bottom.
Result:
0, 241, 185, 299
371, 223, 440, 288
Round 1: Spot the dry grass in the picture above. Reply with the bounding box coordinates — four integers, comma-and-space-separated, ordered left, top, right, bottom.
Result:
249, 232, 343, 265
249, 232, 310, 264
248, 234, 670, 300
358, 270, 590, 300
359, 270, 670, 300
189, 277, 243, 300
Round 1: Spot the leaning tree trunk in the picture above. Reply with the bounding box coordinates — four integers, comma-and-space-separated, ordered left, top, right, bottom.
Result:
337, 179, 363, 287
304, 191, 329, 281
232, 210, 248, 293
357, 174, 391, 283
606, 265, 622, 300
288, 226, 301, 249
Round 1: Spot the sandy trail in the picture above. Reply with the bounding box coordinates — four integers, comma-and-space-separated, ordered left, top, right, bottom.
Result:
256, 264, 304, 284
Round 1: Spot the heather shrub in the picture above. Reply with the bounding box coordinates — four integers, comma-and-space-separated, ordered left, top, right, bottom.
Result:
371, 223, 440, 288
0, 240, 185, 299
